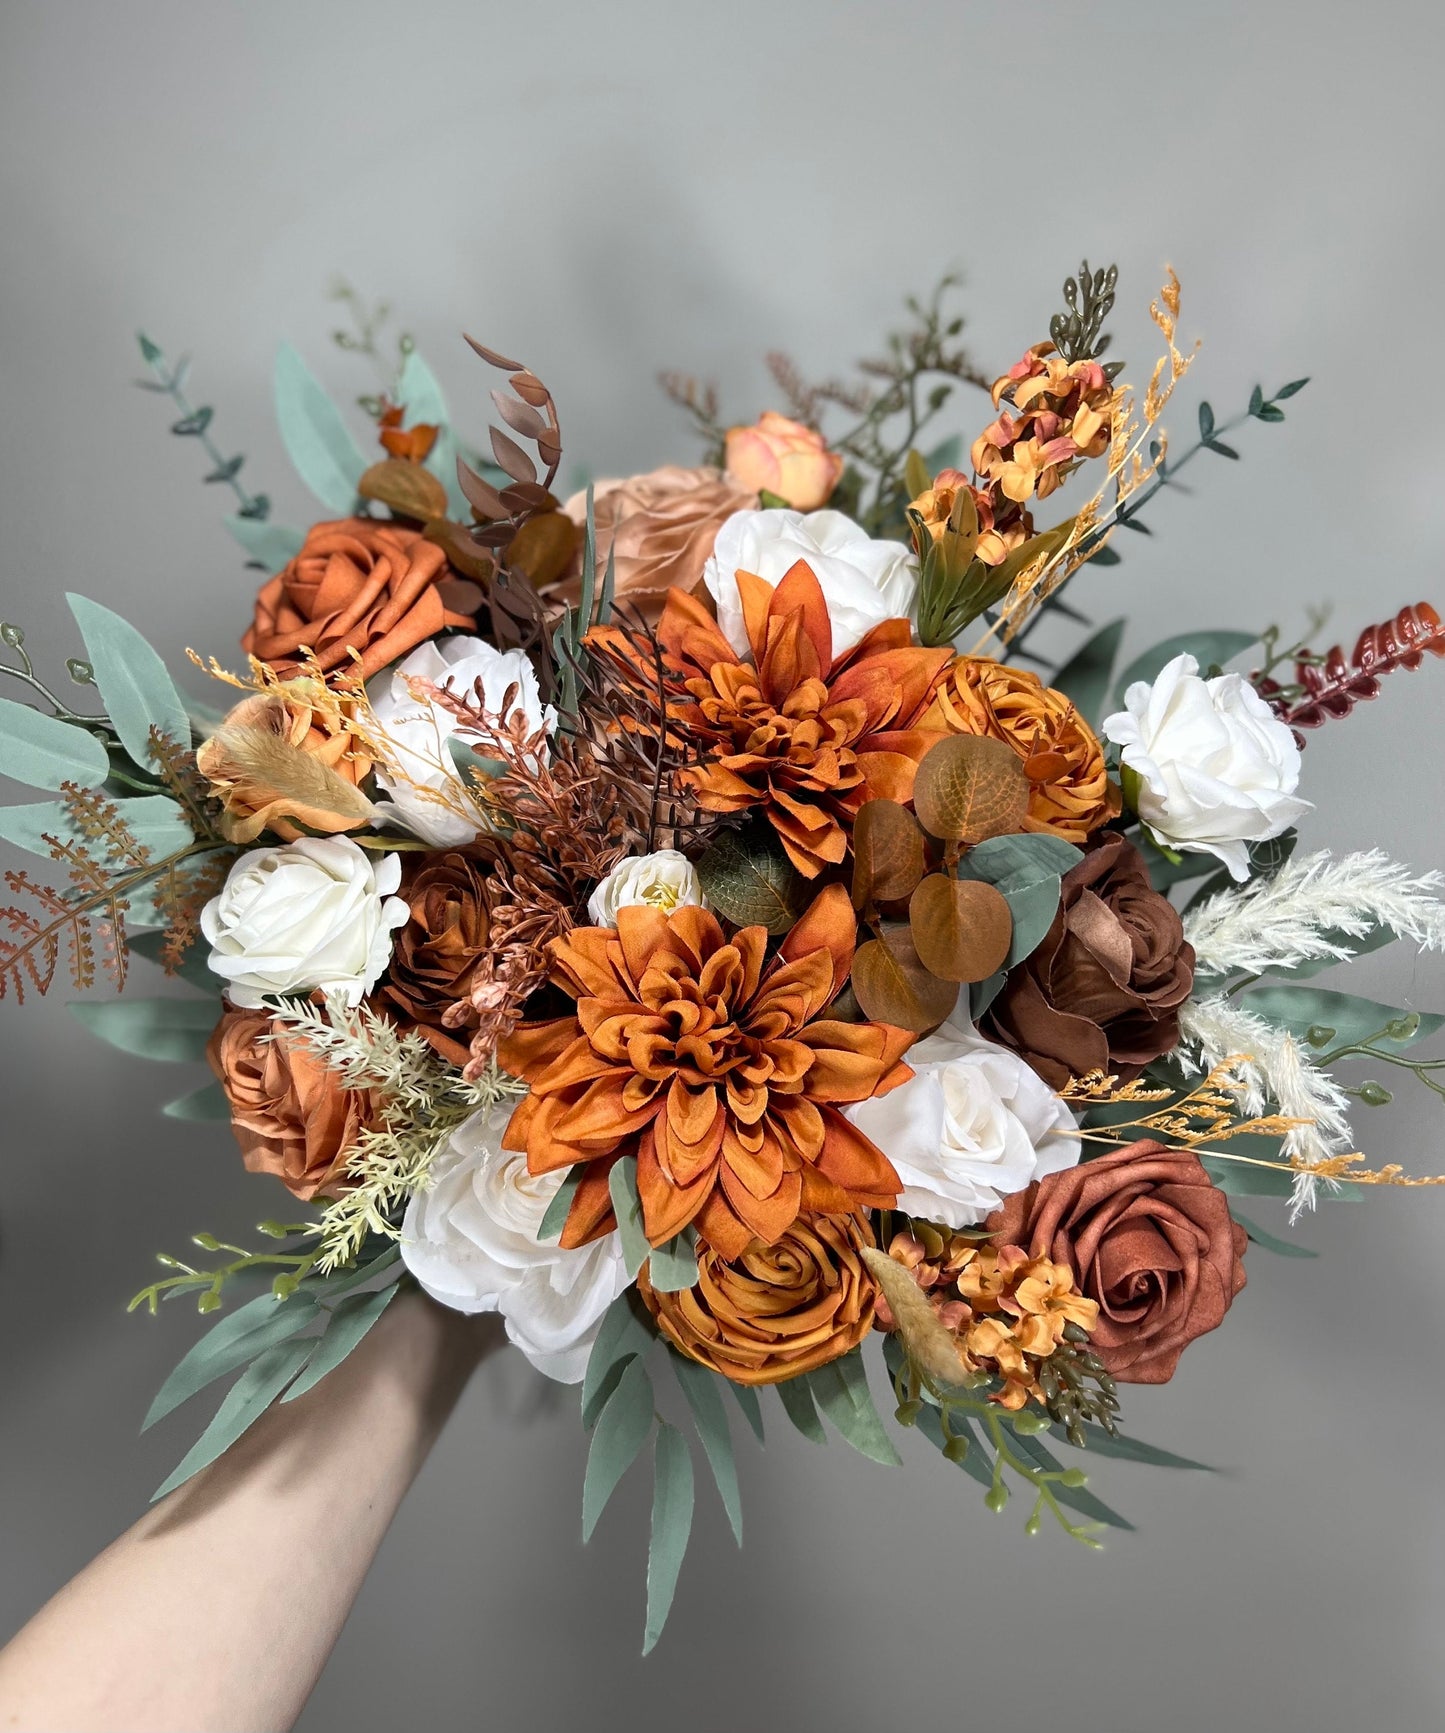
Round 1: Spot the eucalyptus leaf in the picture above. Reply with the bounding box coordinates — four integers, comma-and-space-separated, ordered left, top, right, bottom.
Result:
1049, 618, 1126, 728
1046, 1420, 1215, 1471
728, 1381, 765, 1443
695, 827, 808, 935
125, 926, 219, 993
143, 1290, 321, 1430
152, 1337, 315, 1502
223, 516, 306, 573
970, 970, 1006, 1020
1000, 875, 1061, 969
67, 594, 192, 769
914, 1404, 993, 1488
957, 832, 1081, 891
581, 1290, 655, 1429
1232, 1208, 1319, 1259
281, 1286, 398, 1402
538, 1167, 584, 1242
582, 1357, 654, 1541
647, 1227, 699, 1293
0, 697, 110, 790
1110, 629, 1259, 712
0, 794, 191, 861
397, 349, 468, 518
1239, 986, 1444, 1052
1008, 1427, 1134, 1530
808, 1352, 902, 1466
273, 343, 368, 513
161, 1081, 230, 1121
776, 1374, 827, 1444
607, 1158, 650, 1279
642, 1422, 695, 1655
69, 996, 218, 1062
669, 1351, 742, 1543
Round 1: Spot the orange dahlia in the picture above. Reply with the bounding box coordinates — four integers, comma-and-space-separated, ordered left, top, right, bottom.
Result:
654, 561, 952, 876
497, 885, 914, 1260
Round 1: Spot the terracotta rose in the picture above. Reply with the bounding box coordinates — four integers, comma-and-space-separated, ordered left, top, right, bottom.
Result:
988, 1142, 1247, 1383
551, 466, 758, 620
638, 1212, 878, 1386
981, 833, 1194, 1088
379, 847, 494, 1067
244, 518, 481, 681
207, 1007, 377, 1200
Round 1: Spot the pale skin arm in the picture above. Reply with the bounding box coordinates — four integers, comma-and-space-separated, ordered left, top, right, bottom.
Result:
0, 1289, 501, 1733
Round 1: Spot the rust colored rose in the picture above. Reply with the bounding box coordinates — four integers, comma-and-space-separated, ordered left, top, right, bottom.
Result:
195, 684, 374, 843
981, 833, 1194, 1089
638, 1212, 877, 1385
379, 847, 494, 1067
551, 466, 758, 621
987, 1142, 1247, 1383
724, 412, 844, 511
928, 656, 1120, 843
498, 885, 913, 1260
243, 518, 481, 681
207, 1007, 378, 1201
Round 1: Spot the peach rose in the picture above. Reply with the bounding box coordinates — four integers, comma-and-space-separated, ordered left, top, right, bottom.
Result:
724, 412, 843, 511
207, 1007, 380, 1201
551, 466, 757, 620
243, 518, 481, 681
196, 685, 374, 844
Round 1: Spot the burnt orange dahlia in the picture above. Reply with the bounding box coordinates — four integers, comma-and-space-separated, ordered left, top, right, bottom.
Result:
497, 885, 914, 1260
654, 561, 952, 876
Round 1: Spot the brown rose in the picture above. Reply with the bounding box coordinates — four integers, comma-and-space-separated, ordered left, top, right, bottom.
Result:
378, 847, 494, 1067
550, 466, 758, 620
637, 1213, 877, 1386
981, 833, 1194, 1088
195, 684, 374, 843
243, 518, 481, 681
207, 1007, 378, 1200
987, 1142, 1247, 1383
929, 656, 1121, 843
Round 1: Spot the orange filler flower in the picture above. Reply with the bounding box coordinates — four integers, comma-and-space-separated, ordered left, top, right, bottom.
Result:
498, 885, 914, 1260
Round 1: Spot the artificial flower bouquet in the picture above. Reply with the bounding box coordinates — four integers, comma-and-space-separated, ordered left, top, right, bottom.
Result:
3, 265, 1444, 1649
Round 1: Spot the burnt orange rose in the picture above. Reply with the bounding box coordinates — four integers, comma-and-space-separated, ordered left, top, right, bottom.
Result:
928, 656, 1120, 843
243, 518, 481, 681
207, 1006, 378, 1201
638, 1212, 877, 1385
988, 1141, 1247, 1384
195, 684, 374, 843
551, 466, 758, 621
724, 413, 843, 511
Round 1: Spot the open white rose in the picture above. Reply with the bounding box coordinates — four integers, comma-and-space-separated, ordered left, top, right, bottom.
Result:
401, 1103, 630, 1383
844, 1020, 1080, 1227
1102, 652, 1311, 881
587, 849, 706, 926
704, 508, 917, 662
368, 635, 556, 847
201, 834, 408, 1009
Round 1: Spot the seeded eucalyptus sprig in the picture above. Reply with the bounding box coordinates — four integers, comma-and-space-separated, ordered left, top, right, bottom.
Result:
1050, 258, 1123, 376
135, 333, 271, 522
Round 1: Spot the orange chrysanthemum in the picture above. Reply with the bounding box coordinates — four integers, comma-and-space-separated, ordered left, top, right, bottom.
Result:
653, 561, 952, 876
497, 885, 914, 1261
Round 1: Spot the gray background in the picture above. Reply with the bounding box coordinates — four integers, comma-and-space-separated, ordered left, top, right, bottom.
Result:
3, 2, 1445, 1729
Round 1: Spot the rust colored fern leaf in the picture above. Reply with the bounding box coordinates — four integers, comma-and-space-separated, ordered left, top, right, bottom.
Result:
1271, 601, 1445, 735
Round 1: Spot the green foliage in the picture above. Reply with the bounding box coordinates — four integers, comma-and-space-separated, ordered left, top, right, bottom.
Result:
695, 824, 808, 935
668, 1352, 742, 1544
223, 516, 306, 574
0, 794, 191, 860
776, 1372, 827, 1444
607, 1157, 651, 1279
152, 1337, 316, 1502
397, 348, 469, 519
582, 1356, 654, 1542
143, 1288, 324, 1429
1050, 261, 1120, 367
643, 1424, 695, 1656
1049, 617, 1126, 728
807, 1351, 903, 1466
135, 332, 271, 524
273, 342, 369, 514
160, 1080, 229, 1121
281, 1286, 398, 1404
1231, 1208, 1319, 1259
1239, 987, 1443, 1054
0, 695, 110, 790
581, 1290, 656, 1429
66, 594, 192, 769
647, 1227, 700, 1294
1110, 629, 1259, 711
957, 832, 1082, 971
68, 995, 217, 1062
537, 1166, 584, 1242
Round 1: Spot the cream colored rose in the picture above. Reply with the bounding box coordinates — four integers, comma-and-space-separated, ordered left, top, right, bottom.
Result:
587, 849, 705, 926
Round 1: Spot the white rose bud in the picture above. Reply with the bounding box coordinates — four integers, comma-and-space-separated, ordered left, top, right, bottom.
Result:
201, 834, 408, 1009
586, 849, 706, 926
1102, 652, 1311, 882
368, 635, 557, 848
704, 508, 917, 663
401, 1103, 630, 1383
844, 1020, 1080, 1228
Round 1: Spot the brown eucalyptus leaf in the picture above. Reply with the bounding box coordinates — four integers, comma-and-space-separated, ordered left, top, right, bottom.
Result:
852, 798, 926, 909
509, 371, 551, 407
506, 511, 579, 588
423, 519, 496, 584
491, 426, 539, 485
912, 735, 1029, 844
465, 335, 525, 371
456, 459, 508, 521
491, 389, 548, 440
908, 875, 1012, 983
852, 927, 959, 1033
499, 480, 553, 513
535, 431, 563, 469
356, 457, 449, 524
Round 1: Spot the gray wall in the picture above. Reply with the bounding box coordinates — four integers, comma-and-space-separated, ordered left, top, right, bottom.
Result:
3, 2, 1445, 1728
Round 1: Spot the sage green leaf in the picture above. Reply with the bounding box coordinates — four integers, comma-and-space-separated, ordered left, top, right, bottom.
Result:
923, 434, 963, 473
808, 1352, 902, 1466
397, 350, 468, 518
0, 697, 109, 790
1008, 1427, 1134, 1530
1000, 875, 1061, 969
958, 832, 1081, 890
303, 1244, 400, 1303
0, 794, 191, 861
1239, 986, 1444, 1052
143, 1290, 321, 1430
152, 1337, 315, 1502
647, 1228, 699, 1294
1232, 1208, 1319, 1259
1049, 618, 1126, 728
281, 1286, 398, 1403
538, 1167, 584, 1242
642, 1421, 695, 1655
582, 1357, 654, 1541
695, 827, 808, 935
1046, 1421, 1214, 1471
224, 516, 306, 573
273, 343, 368, 514
66, 594, 192, 769
1110, 629, 1259, 712
607, 1158, 650, 1279
69, 997, 218, 1062
125, 926, 218, 993
728, 1381, 765, 1443
669, 1351, 742, 1543
914, 1404, 993, 1488
1136, 832, 1217, 891
161, 1081, 229, 1121
776, 1373, 827, 1444
581, 1291, 655, 1429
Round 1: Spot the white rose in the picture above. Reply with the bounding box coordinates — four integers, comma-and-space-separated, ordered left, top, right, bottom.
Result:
401, 1103, 630, 1383
1102, 652, 1311, 882
201, 834, 408, 1009
587, 849, 705, 926
704, 508, 917, 663
368, 635, 557, 847
844, 1020, 1080, 1228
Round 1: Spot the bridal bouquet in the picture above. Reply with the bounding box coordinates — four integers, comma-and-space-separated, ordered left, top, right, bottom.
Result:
4, 265, 1443, 1648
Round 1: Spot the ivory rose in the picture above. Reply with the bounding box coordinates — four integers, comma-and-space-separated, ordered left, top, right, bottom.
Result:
586, 849, 705, 926
723, 412, 843, 511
